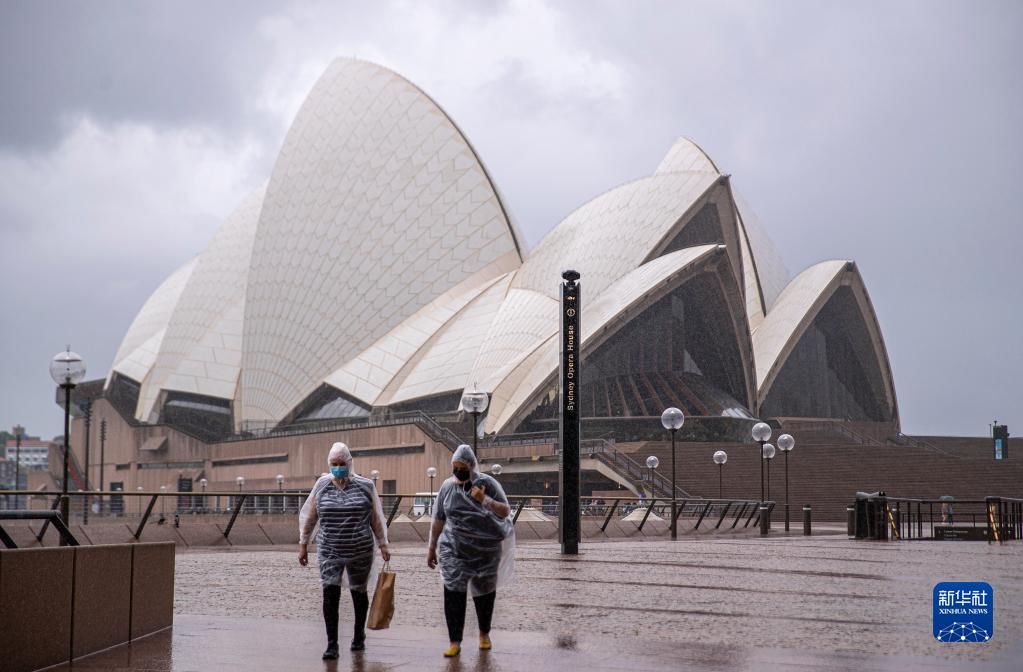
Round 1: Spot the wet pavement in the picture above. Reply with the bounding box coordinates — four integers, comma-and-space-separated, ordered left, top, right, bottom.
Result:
59, 536, 1022, 671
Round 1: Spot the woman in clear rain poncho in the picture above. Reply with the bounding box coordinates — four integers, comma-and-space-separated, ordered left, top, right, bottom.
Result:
427, 444, 515, 657
299, 442, 390, 659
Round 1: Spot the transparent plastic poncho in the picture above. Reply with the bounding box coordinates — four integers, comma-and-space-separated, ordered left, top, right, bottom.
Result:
299, 443, 388, 589
430, 445, 516, 596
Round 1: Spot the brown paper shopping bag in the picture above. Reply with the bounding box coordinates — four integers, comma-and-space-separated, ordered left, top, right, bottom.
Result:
367, 561, 395, 630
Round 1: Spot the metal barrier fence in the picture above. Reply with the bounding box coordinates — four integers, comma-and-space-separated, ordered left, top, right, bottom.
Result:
850, 494, 1022, 544
0, 510, 79, 548
0, 490, 771, 544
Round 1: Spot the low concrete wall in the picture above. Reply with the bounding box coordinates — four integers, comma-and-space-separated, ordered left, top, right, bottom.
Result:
0, 541, 174, 672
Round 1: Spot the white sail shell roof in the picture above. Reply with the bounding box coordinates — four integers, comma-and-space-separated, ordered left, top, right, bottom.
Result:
136, 188, 263, 420
753, 259, 896, 417
109, 258, 196, 389
487, 245, 726, 431
106, 61, 895, 433
238, 59, 523, 423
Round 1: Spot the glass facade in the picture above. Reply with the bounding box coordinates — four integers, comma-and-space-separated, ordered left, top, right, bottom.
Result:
387, 391, 463, 416
514, 271, 752, 433
290, 384, 371, 423
107, 372, 141, 421
160, 391, 233, 441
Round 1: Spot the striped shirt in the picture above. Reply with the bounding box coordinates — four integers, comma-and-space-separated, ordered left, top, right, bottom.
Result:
316, 477, 376, 559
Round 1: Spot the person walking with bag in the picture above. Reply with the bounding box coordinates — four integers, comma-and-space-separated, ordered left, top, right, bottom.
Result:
427, 444, 515, 657
299, 442, 390, 659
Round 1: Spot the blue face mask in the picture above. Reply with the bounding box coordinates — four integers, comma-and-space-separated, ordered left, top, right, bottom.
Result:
330, 466, 349, 479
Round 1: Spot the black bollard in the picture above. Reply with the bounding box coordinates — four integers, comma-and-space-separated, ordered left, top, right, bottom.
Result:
803, 505, 812, 536
759, 505, 769, 536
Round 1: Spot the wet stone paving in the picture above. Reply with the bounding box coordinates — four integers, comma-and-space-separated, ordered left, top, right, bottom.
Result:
165, 535, 1023, 670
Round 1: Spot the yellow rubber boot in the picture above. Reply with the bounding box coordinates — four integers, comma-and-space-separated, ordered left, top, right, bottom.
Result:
479, 634, 492, 650
443, 643, 461, 657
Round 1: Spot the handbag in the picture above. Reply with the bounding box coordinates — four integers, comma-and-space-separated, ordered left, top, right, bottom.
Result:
367, 561, 396, 630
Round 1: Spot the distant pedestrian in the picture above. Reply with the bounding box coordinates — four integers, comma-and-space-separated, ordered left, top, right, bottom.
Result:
427, 444, 515, 657
299, 442, 390, 659
941, 497, 954, 525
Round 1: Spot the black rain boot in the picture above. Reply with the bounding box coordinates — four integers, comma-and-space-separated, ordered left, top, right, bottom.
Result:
322, 585, 341, 659
350, 589, 369, 651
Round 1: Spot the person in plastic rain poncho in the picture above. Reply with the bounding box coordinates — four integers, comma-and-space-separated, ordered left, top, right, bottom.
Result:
299, 442, 390, 660
427, 444, 515, 658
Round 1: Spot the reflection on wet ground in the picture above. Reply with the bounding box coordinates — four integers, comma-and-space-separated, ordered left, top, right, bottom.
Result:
57, 536, 1023, 671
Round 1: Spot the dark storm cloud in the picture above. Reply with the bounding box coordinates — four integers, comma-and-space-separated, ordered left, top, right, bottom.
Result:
0, 0, 280, 149
0, 0, 1019, 440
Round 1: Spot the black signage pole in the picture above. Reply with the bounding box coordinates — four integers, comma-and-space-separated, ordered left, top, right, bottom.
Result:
559, 270, 581, 555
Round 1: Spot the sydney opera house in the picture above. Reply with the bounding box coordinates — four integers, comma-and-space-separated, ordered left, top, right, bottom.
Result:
55, 59, 918, 504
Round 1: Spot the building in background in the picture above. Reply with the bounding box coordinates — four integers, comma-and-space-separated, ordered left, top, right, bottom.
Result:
3, 436, 51, 470
53, 58, 928, 504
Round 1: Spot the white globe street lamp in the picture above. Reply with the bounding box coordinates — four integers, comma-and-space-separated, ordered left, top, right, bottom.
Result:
461, 386, 489, 456
713, 450, 728, 498
751, 422, 772, 502
50, 348, 86, 537
199, 478, 208, 513
645, 455, 659, 499
762, 444, 776, 500
426, 467, 438, 515
660, 407, 685, 540
777, 433, 795, 531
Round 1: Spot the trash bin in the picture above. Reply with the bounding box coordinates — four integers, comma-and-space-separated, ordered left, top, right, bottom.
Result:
854, 492, 877, 539
873, 494, 889, 540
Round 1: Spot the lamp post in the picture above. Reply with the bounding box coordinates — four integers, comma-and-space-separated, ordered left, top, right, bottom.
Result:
713, 450, 728, 499
200, 478, 208, 513
461, 386, 489, 456
236, 476, 244, 514
50, 348, 87, 537
426, 467, 437, 515
762, 443, 775, 500
645, 455, 659, 498
12, 424, 24, 509
98, 418, 107, 515
159, 484, 167, 516
370, 470, 380, 489
490, 463, 502, 476
276, 474, 285, 515
777, 434, 795, 531
751, 422, 771, 502
82, 401, 91, 525
136, 486, 143, 516
660, 407, 685, 540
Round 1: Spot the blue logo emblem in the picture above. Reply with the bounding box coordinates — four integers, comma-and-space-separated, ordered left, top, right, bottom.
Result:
933, 582, 993, 642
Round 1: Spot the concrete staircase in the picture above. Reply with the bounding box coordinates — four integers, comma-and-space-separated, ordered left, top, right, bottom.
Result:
619, 435, 1023, 521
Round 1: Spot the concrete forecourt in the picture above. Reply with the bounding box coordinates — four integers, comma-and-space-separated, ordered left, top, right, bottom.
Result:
48, 534, 1022, 672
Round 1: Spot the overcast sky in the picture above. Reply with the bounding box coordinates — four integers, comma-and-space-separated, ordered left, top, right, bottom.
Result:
1, 0, 1020, 440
